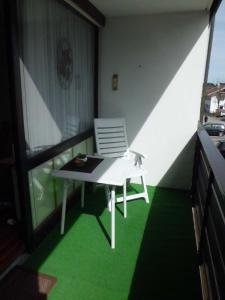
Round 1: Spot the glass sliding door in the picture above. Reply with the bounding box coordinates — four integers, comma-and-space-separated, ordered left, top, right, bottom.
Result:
19, 0, 95, 157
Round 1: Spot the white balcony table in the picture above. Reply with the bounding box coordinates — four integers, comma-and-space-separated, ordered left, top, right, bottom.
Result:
52, 155, 145, 249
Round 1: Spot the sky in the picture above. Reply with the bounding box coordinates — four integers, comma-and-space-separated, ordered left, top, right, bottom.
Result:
208, 0, 225, 83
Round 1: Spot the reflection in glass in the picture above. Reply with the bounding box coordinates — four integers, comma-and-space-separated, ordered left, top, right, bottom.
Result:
19, 0, 95, 157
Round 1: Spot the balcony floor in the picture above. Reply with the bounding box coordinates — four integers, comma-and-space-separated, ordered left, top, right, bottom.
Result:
24, 185, 201, 299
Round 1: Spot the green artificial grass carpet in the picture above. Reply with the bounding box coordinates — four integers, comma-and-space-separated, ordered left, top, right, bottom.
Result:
24, 185, 201, 300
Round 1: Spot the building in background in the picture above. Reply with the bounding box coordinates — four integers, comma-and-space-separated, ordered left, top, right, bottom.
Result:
204, 83, 225, 114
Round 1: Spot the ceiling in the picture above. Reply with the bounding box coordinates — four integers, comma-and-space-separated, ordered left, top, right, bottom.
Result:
90, 0, 214, 17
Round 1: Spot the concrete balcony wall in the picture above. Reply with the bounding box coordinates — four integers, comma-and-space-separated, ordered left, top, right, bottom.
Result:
98, 12, 210, 189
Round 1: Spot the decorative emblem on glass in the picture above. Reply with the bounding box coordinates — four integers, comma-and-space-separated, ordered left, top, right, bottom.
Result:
57, 38, 73, 89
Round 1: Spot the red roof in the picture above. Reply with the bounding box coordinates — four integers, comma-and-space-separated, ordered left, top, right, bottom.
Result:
206, 83, 225, 96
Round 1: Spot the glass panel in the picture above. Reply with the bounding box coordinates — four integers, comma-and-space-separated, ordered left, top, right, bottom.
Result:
29, 160, 55, 228
53, 148, 73, 206
19, 0, 95, 157
28, 139, 91, 228
86, 137, 94, 155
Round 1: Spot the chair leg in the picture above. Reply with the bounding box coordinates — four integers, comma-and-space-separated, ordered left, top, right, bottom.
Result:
141, 175, 149, 204
123, 181, 127, 218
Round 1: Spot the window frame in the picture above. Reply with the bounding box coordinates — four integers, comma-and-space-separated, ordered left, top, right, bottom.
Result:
6, 0, 102, 250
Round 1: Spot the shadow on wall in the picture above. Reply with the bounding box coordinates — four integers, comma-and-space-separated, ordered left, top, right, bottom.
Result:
99, 13, 209, 188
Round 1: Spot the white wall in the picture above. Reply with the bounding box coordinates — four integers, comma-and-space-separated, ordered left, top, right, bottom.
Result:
98, 12, 210, 190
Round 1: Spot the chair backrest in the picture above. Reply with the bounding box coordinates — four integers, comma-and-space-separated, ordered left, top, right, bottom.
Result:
94, 118, 129, 158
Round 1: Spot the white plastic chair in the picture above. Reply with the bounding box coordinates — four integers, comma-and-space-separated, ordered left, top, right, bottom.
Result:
94, 118, 149, 217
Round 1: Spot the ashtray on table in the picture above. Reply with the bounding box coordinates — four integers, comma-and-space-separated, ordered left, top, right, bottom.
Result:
73, 154, 87, 167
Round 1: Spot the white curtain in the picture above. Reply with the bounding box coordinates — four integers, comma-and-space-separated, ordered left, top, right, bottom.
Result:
19, 0, 95, 156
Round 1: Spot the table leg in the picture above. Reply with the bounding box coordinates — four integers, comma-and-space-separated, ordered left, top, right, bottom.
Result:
81, 182, 85, 208
61, 180, 68, 235
111, 186, 116, 249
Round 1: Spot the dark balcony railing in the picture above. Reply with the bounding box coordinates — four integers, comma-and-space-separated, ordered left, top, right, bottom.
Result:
192, 124, 225, 300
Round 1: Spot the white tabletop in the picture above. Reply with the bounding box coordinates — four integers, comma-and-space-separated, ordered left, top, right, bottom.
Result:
52, 156, 145, 186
